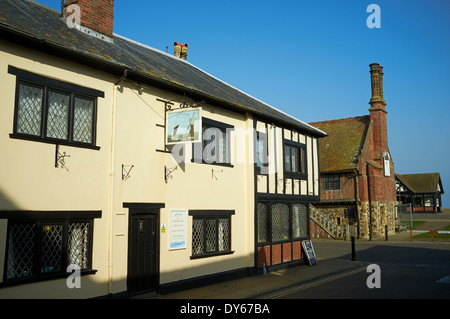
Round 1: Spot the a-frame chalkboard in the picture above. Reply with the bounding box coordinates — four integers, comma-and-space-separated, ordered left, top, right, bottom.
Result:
302, 240, 317, 266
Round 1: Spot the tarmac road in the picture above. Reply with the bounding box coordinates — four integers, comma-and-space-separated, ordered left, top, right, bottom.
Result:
138, 210, 450, 301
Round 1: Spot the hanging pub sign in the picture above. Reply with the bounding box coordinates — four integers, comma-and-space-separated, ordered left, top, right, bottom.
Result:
166, 107, 202, 145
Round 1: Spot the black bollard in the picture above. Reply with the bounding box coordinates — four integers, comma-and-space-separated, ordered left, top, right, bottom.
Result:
385, 225, 388, 241
351, 236, 356, 261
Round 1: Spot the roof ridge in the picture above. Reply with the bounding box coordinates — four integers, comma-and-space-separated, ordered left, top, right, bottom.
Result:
309, 115, 369, 125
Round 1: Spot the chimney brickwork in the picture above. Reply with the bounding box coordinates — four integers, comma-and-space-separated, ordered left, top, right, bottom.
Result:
365, 63, 396, 204
368, 63, 388, 159
65, 0, 115, 39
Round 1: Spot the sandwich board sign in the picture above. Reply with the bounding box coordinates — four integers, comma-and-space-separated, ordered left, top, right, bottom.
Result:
302, 240, 317, 266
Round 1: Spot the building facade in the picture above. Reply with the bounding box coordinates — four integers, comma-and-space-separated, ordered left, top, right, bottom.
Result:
310, 63, 397, 239
0, 0, 325, 298
396, 173, 444, 213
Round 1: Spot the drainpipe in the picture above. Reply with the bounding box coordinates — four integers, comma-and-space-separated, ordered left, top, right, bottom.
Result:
354, 169, 360, 239
366, 163, 373, 241
108, 69, 128, 295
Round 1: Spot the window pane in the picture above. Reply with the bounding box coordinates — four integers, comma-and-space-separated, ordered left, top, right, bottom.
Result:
324, 174, 340, 190
46, 91, 69, 139
16, 84, 43, 136
291, 147, 299, 173
41, 224, 63, 273
256, 133, 268, 168
292, 204, 308, 238
192, 219, 204, 255
73, 97, 94, 143
218, 218, 230, 251
257, 203, 268, 243
6, 223, 36, 279
203, 126, 226, 164
284, 145, 291, 172
68, 222, 89, 269
300, 148, 306, 174
205, 219, 217, 252
271, 203, 289, 241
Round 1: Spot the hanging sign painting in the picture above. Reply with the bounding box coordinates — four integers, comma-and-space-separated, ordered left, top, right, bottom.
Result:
166, 107, 202, 145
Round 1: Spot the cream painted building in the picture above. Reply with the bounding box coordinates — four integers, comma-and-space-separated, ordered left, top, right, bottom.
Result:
0, 0, 325, 298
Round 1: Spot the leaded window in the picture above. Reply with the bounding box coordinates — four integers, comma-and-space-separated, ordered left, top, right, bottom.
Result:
16, 84, 43, 136
257, 203, 268, 243
190, 210, 234, 258
323, 173, 340, 190
271, 203, 290, 242
9, 66, 103, 149
5, 218, 94, 283
292, 203, 308, 238
257, 202, 309, 245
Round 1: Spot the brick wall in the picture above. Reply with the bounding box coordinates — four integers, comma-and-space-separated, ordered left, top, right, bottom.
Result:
70, 0, 115, 38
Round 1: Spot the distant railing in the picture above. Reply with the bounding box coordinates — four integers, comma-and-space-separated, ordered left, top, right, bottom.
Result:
309, 204, 356, 240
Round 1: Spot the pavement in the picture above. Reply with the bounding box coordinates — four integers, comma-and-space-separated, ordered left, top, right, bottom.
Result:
133, 210, 450, 300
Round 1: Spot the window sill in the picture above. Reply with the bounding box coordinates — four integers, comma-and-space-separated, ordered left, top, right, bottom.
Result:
191, 159, 234, 168
9, 133, 100, 150
0, 269, 97, 288
190, 250, 234, 260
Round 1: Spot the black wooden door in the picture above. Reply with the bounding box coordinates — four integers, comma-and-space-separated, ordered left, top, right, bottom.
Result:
128, 214, 158, 293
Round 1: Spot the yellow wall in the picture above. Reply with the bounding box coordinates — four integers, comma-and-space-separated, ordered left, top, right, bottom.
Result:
0, 40, 256, 298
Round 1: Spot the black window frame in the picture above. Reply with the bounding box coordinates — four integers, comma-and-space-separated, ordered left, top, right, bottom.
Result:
192, 118, 234, 167
283, 140, 307, 177
1, 211, 100, 287
322, 173, 341, 190
189, 210, 234, 259
8, 66, 103, 150
256, 202, 309, 245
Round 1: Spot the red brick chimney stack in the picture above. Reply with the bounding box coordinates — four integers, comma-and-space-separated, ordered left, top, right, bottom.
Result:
65, 0, 115, 39
368, 63, 388, 157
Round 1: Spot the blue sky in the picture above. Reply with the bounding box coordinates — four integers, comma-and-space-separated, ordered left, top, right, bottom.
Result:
40, 0, 450, 206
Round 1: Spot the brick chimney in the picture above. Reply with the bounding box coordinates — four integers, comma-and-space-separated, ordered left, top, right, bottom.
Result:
173, 42, 188, 60
368, 63, 388, 158
64, 0, 115, 41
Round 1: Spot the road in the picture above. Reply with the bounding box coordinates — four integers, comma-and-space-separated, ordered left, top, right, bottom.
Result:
269, 239, 450, 299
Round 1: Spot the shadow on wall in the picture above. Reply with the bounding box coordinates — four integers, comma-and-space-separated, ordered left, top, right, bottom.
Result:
0, 187, 20, 211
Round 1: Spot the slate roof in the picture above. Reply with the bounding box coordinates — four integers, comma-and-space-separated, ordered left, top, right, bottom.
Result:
396, 173, 444, 194
0, 0, 326, 137
309, 116, 370, 173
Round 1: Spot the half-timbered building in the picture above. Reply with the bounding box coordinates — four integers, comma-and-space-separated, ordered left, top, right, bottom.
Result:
396, 173, 444, 213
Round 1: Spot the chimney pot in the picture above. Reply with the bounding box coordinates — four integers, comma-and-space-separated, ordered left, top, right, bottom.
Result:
174, 42, 188, 60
